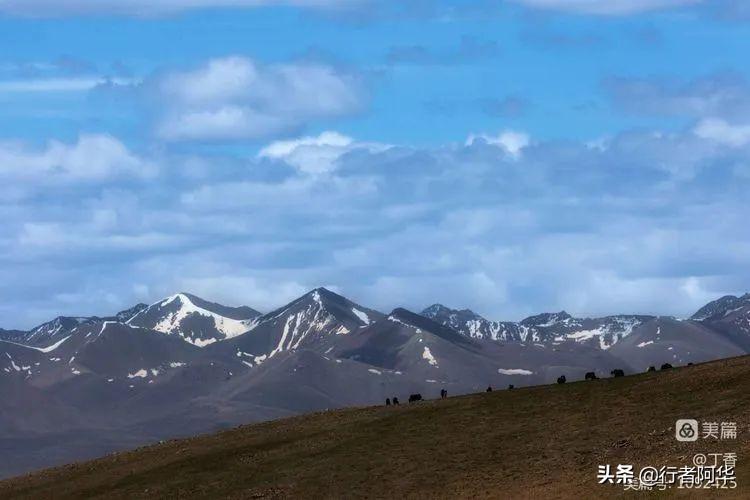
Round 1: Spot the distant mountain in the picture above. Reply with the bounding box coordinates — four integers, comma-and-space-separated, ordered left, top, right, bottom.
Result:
1, 288, 749, 479
127, 293, 262, 347
1, 304, 151, 348
691, 293, 750, 351
690, 293, 750, 321
421, 304, 523, 341
0, 328, 28, 343
115, 303, 148, 323
608, 317, 746, 371
215, 288, 384, 363
422, 304, 652, 350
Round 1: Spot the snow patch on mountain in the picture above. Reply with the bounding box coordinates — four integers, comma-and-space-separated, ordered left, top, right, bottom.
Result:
351, 307, 370, 325
0, 334, 72, 354
145, 293, 253, 339
422, 346, 438, 367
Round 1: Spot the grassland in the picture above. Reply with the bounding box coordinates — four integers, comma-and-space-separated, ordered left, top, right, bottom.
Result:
3, 356, 750, 499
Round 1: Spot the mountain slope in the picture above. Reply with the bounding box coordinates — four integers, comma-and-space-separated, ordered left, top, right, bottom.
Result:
337, 308, 626, 388
3, 355, 748, 499
608, 316, 746, 370
1, 289, 749, 482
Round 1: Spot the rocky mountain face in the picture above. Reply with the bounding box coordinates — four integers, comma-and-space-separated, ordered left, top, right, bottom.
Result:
0, 288, 748, 479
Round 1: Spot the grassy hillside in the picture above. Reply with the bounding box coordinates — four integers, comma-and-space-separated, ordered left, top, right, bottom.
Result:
3, 356, 750, 499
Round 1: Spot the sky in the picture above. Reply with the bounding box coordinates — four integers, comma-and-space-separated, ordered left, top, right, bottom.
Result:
1, 0, 750, 328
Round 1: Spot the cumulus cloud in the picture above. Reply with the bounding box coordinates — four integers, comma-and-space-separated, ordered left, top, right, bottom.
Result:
512, 0, 703, 15
152, 56, 364, 141
258, 131, 390, 175
0, 134, 156, 182
693, 118, 750, 147
466, 130, 530, 158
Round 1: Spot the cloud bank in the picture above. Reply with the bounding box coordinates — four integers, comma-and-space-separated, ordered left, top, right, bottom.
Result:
2, 121, 749, 328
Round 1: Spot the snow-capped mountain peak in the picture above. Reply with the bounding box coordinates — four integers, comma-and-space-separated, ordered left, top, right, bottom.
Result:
217, 288, 385, 361
127, 292, 261, 347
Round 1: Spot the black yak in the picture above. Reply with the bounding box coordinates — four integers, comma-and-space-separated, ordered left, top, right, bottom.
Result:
393, 397, 400, 405
557, 375, 566, 384
585, 372, 597, 380
385, 398, 391, 406
611, 369, 625, 378
486, 385, 493, 392
647, 366, 656, 372
508, 384, 514, 390
661, 363, 673, 370
408, 393, 423, 403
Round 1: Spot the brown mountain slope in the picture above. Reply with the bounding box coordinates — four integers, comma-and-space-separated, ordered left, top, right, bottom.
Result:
3, 356, 750, 499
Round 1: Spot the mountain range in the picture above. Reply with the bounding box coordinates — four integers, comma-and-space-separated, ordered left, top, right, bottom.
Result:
1, 288, 749, 478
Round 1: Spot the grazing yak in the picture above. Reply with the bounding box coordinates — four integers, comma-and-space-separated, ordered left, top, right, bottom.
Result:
647, 366, 656, 372
557, 375, 566, 384
661, 363, 673, 370
508, 384, 515, 390
392, 397, 400, 405
408, 393, 423, 403
611, 369, 625, 378
585, 372, 597, 380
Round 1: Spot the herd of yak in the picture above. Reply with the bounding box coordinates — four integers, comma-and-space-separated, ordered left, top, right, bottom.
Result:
390, 362, 687, 406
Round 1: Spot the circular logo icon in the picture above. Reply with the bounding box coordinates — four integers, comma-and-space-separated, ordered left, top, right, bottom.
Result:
679, 422, 695, 438
675, 419, 699, 442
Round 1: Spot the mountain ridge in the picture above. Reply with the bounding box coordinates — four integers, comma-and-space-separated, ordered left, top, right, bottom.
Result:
1, 286, 749, 479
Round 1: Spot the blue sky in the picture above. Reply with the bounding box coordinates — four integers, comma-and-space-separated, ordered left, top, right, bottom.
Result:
1, 0, 750, 328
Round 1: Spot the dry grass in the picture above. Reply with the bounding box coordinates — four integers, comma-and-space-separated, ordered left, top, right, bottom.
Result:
3, 356, 750, 499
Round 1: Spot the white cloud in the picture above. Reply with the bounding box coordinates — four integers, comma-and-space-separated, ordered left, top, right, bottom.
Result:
0, 0, 357, 16
513, 0, 702, 15
157, 106, 291, 142
466, 130, 530, 158
153, 57, 364, 141
694, 118, 750, 147
0, 134, 156, 181
258, 131, 389, 175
